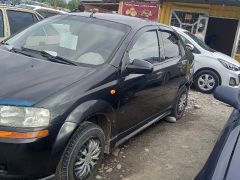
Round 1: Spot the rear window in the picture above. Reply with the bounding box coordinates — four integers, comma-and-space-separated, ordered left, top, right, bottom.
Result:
7, 10, 36, 35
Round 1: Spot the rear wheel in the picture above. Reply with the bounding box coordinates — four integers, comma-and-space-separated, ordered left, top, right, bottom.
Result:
171, 86, 188, 120
194, 70, 220, 93
56, 122, 105, 180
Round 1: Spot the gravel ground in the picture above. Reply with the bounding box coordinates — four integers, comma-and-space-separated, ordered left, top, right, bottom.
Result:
94, 90, 232, 180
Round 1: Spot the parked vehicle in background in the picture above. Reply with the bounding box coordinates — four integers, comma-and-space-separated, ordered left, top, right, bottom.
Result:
173, 26, 240, 94
196, 86, 240, 180
19, 4, 66, 18
0, 13, 192, 179
0, 5, 43, 41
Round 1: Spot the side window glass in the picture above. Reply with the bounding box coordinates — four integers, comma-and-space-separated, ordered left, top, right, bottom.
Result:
0, 10, 4, 37
129, 31, 159, 64
7, 10, 35, 35
180, 34, 191, 45
161, 31, 181, 60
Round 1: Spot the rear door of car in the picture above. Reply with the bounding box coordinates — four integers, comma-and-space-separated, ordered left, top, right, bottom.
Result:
6, 9, 39, 36
116, 26, 177, 135
158, 26, 189, 103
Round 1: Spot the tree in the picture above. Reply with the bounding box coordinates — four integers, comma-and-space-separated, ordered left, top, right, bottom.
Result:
67, 0, 80, 10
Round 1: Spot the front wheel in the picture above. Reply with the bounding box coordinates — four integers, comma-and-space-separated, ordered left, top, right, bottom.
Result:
56, 122, 105, 180
171, 86, 188, 120
194, 70, 220, 93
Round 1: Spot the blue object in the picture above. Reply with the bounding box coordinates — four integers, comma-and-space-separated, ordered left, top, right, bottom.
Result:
0, 98, 34, 107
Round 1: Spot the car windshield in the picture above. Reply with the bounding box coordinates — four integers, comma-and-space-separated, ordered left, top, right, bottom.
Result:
6, 15, 128, 66
184, 31, 215, 52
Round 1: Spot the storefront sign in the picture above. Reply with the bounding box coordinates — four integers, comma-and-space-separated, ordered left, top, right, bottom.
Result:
121, 2, 160, 21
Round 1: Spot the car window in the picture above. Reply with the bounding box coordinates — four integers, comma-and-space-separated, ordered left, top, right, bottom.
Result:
0, 10, 4, 37
129, 31, 160, 64
7, 10, 36, 35
180, 34, 191, 45
161, 31, 181, 60
6, 15, 128, 66
237, 39, 240, 55
184, 31, 215, 52
180, 34, 200, 54
36, 9, 59, 18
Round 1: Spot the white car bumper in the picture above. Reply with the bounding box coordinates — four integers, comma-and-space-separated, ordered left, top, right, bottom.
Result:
220, 70, 240, 89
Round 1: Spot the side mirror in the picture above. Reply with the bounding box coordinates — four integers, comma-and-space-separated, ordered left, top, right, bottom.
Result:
214, 86, 240, 110
186, 43, 194, 52
126, 59, 153, 74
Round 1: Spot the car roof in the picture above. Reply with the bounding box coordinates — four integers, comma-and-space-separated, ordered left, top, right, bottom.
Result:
19, 4, 66, 13
0, 4, 38, 13
70, 12, 169, 29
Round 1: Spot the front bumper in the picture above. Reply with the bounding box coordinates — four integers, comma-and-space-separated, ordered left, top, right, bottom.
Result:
0, 137, 55, 179
220, 70, 240, 89
0, 121, 77, 179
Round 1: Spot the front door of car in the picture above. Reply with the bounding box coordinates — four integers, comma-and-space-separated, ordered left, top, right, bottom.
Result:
116, 27, 183, 134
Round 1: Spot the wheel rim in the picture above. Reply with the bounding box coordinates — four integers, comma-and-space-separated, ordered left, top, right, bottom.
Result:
197, 74, 216, 91
74, 138, 101, 180
178, 92, 187, 114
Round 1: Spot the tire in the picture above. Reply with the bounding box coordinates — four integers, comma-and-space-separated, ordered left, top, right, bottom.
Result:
56, 122, 105, 180
194, 70, 220, 94
172, 86, 188, 120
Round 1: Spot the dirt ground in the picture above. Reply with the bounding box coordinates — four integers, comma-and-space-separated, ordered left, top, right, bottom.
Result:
94, 90, 232, 180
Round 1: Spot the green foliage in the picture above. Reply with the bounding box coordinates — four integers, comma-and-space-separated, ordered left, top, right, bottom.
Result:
67, 0, 80, 10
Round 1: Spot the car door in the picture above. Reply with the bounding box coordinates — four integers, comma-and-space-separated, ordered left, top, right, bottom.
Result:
158, 27, 189, 107
116, 26, 177, 135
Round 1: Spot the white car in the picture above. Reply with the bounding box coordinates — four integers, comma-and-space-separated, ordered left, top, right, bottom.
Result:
173, 26, 240, 93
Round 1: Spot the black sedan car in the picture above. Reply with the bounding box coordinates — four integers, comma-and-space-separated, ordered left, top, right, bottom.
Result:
196, 86, 240, 180
0, 13, 193, 179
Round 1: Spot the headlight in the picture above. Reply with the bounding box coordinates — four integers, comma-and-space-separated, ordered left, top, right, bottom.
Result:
218, 58, 240, 71
0, 106, 50, 128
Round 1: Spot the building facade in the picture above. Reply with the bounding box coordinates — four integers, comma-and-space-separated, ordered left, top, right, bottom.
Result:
119, 0, 240, 61
160, 1, 240, 61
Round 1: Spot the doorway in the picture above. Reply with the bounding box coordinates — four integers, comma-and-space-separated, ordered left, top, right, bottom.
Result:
205, 17, 238, 56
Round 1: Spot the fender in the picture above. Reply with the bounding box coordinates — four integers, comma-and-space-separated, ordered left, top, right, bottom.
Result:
65, 100, 116, 125
50, 99, 116, 165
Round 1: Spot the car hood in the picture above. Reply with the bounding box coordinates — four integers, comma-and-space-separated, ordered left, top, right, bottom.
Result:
212, 52, 240, 66
0, 49, 95, 104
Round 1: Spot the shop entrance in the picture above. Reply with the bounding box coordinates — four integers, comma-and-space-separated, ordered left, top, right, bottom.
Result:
205, 17, 238, 56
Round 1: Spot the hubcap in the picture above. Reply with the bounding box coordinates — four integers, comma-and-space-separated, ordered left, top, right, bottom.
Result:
74, 138, 101, 180
178, 93, 187, 113
198, 74, 215, 91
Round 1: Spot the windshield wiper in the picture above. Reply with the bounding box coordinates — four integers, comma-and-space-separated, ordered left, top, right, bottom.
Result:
21, 47, 78, 66
10, 47, 35, 57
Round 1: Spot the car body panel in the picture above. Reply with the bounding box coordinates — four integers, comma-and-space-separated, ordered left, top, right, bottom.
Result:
0, 48, 95, 103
